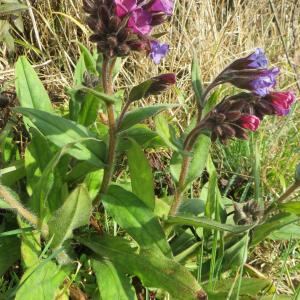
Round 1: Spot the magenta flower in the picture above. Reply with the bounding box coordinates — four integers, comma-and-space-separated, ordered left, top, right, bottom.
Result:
239, 115, 261, 131
227, 48, 268, 71
115, 0, 137, 17
150, 41, 170, 64
264, 91, 296, 116
128, 8, 152, 35
148, 0, 174, 15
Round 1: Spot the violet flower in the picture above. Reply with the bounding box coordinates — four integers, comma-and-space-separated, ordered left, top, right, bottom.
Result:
264, 91, 296, 116
150, 41, 170, 64
227, 48, 268, 71
224, 67, 280, 96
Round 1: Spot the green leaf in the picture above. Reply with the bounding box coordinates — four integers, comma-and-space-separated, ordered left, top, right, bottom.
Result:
118, 125, 162, 152
14, 107, 106, 168
77, 86, 119, 105
102, 185, 172, 257
167, 215, 252, 233
15, 56, 53, 112
251, 212, 300, 246
0, 236, 20, 276
128, 79, 154, 102
155, 114, 183, 152
0, 160, 25, 186
92, 259, 137, 300
15, 261, 69, 300
170, 134, 211, 185
191, 57, 203, 108
0, 3, 28, 16
48, 185, 93, 248
78, 234, 205, 300
78, 91, 101, 126
279, 202, 300, 215
119, 105, 174, 132
127, 139, 155, 210
84, 169, 104, 201
205, 278, 272, 300
269, 223, 300, 240
78, 42, 97, 75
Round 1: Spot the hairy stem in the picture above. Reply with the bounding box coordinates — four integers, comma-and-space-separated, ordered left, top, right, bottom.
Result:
0, 185, 48, 235
99, 56, 117, 196
169, 122, 206, 216
116, 100, 131, 130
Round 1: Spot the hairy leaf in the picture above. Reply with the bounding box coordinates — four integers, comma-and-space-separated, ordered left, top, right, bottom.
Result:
78, 234, 205, 300
102, 185, 172, 257
127, 139, 155, 210
15, 56, 53, 112
92, 259, 137, 300
48, 185, 93, 248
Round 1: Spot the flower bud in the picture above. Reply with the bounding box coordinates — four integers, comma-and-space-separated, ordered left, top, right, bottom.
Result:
226, 48, 268, 71
239, 115, 261, 131
145, 73, 176, 96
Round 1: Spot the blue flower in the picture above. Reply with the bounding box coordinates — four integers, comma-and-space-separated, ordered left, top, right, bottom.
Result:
149, 41, 170, 64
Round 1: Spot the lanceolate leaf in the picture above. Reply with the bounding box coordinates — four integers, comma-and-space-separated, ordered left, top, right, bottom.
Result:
15, 261, 70, 300
0, 236, 20, 276
15, 56, 53, 112
251, 213, 300, 246
0, 3, 28, 16
191, 57, 204, 108
48, 185, 93, 248
127, 139, 155, 210
167, 215, 252, 233
92, 259, 137, 300
119, 105, 174, 132
78, 234, 206, 300
102, 185, 172, 257
14, 107, 106, 168
170, 134, 211, 186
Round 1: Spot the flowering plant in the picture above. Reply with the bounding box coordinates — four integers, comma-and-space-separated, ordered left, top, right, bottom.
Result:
0, 1, 299, 299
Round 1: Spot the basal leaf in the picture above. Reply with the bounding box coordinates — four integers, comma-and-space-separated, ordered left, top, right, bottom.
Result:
92, 259, 137, 300
0, 3, 28, 16
15, 56, 53, 112
127, 139, 155, 210
15, 261, 69, 300
78, 234, 206, 300
0, 160, 25, 187
14, 107, 106, 168
48, 185, 93, 248
102, 185, 172, 257
0, 236, 20, 276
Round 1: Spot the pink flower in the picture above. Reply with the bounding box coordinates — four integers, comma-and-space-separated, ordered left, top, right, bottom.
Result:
148, 0, 174, 16
239, 115, 261, 131
128, 8, 152, 35
115, 0, 137, 17
264, 91, 296, 116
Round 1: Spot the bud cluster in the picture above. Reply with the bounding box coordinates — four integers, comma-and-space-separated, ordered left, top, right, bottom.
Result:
202, 48, 296, 144
83, 0, 173, 63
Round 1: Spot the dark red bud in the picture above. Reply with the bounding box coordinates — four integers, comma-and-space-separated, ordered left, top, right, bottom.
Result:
145, 73, 176, 96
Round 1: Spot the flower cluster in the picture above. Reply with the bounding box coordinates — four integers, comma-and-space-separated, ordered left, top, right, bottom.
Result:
204, 49, 296, 144
83, 0, 173, 63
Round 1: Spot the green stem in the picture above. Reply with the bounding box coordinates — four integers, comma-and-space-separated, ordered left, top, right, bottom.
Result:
169, 122, 207, 216
99, 56, 117, 196
0, 185, 48, 236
